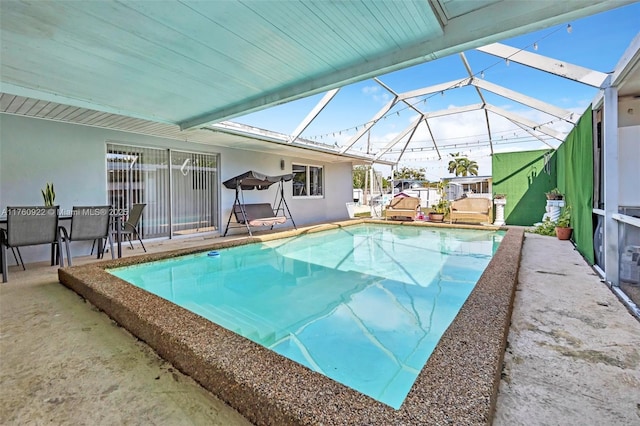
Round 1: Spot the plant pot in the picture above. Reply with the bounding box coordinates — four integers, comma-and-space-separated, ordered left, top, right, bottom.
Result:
429, 212, 445, 222
555, 226, 573, 240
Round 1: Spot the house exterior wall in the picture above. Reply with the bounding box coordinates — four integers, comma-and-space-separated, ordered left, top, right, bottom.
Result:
617, 97, 639, 207
0, 114, 353, 263
618, 126, 640, 208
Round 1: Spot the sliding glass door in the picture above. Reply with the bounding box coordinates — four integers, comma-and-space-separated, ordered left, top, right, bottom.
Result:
107, 143, 218, 239
171, 150, 218, 235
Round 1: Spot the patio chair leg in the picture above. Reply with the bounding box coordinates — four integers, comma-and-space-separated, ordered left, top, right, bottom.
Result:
10, 247, 24, 269
107, 235, 115, 260
135, 230, 147, 253
2, 245, 7, 283
15, 248, 25, 271
96, 237, 103, 259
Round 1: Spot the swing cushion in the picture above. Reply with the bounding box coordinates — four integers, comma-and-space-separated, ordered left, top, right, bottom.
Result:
234, 203, 287, 227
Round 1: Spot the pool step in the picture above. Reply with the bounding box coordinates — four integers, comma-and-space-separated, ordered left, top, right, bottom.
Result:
192, 303, 282, 346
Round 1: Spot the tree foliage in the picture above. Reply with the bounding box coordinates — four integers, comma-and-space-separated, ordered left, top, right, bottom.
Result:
447, 153, 479, 177
391, 166, 427, 181
353, 165, 367, 189
353, 166, 390, 191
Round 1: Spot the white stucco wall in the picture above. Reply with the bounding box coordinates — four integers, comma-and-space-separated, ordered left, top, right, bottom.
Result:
618, 98, 640, 208
618, 125, 640, 207
618, 97, 640, 128
0, 114, 353, 264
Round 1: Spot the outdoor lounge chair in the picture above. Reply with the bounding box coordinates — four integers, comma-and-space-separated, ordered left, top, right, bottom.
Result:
449, 197, 492, 224
59, 206, 114, 266
384, 196, 421, 221
1, 206, 63, 282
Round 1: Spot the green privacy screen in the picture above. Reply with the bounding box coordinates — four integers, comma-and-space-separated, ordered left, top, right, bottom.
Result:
492, 149, 556, 226
492, 106, 594, 264
556, 106, 594, 264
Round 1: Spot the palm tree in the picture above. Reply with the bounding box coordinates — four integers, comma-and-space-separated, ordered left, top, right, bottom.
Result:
448, 153, 479, 177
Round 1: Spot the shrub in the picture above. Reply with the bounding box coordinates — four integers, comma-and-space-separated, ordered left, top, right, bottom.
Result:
529, 218, 556, 236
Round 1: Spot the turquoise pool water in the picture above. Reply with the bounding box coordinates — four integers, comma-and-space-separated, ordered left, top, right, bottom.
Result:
109, 224, 504, 409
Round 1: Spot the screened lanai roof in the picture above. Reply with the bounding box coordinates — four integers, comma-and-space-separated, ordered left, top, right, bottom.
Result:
0, 0, 637, 166
233, 9, 640, 173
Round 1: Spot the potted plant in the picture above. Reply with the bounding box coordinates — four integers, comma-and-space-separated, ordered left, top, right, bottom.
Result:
555, 206, 572, 240
41, 182, 55, 206
545, 188, 563, 200
428, 181, 448, 222
429, 199, 448, 222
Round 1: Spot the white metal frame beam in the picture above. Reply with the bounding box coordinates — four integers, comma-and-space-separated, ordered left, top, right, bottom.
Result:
471, 78, 578, 123
373, 77, 442, 160
459, 53, 494, 154
484, 104, 567, 141
288, 88, 340, 144
476, 42, 609, 88
337, 38, 609, 161
340, 97, 397, 154
373, 116, 423, 161
425, 103, 484, 119
397, 78, 470, 102
511, 121, 559, 149
394, 121, 423, 164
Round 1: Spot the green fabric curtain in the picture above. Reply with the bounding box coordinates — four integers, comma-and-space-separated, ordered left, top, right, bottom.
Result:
492, 149, 556, 226
556, 106, 594, 264
492, 107, 594, 264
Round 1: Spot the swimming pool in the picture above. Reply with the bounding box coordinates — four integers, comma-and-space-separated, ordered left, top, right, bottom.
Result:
59, 221, 523, 424
108, 224, 504, 409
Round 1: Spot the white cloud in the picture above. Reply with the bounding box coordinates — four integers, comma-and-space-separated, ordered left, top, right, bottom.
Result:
362, 85, 379, 95
362, 85, 392, 104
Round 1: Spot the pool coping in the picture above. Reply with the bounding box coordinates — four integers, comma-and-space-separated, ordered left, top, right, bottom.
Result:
58, 220, 523, 425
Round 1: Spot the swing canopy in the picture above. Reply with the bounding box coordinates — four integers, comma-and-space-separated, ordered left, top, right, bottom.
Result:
223, 170, 293, 191
223, 170, 296, 236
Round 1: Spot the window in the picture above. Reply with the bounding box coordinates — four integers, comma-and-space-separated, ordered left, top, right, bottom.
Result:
107, 143, 219, 239
461, 181, 490, 194
292, 164, 323, 197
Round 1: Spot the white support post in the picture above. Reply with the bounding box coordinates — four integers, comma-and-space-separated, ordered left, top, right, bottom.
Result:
603, 86, 619, 286
493, 198, 506, 226
369, 167, 376, 217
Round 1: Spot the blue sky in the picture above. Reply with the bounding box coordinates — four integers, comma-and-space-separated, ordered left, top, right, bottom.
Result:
236, 3, 640, 180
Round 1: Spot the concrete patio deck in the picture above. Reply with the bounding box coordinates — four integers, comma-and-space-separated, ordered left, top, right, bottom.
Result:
1, 229, 638, 425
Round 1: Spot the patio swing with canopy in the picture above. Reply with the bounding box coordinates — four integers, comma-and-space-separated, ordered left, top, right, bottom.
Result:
222, 170, 296, 237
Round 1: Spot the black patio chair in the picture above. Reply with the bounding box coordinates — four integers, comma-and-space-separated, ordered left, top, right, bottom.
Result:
59, 206, 114, 267
1, 206, 63, 283
118, 203, 147, 252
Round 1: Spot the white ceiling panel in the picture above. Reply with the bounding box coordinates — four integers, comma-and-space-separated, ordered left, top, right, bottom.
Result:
1, 0, 626, 133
